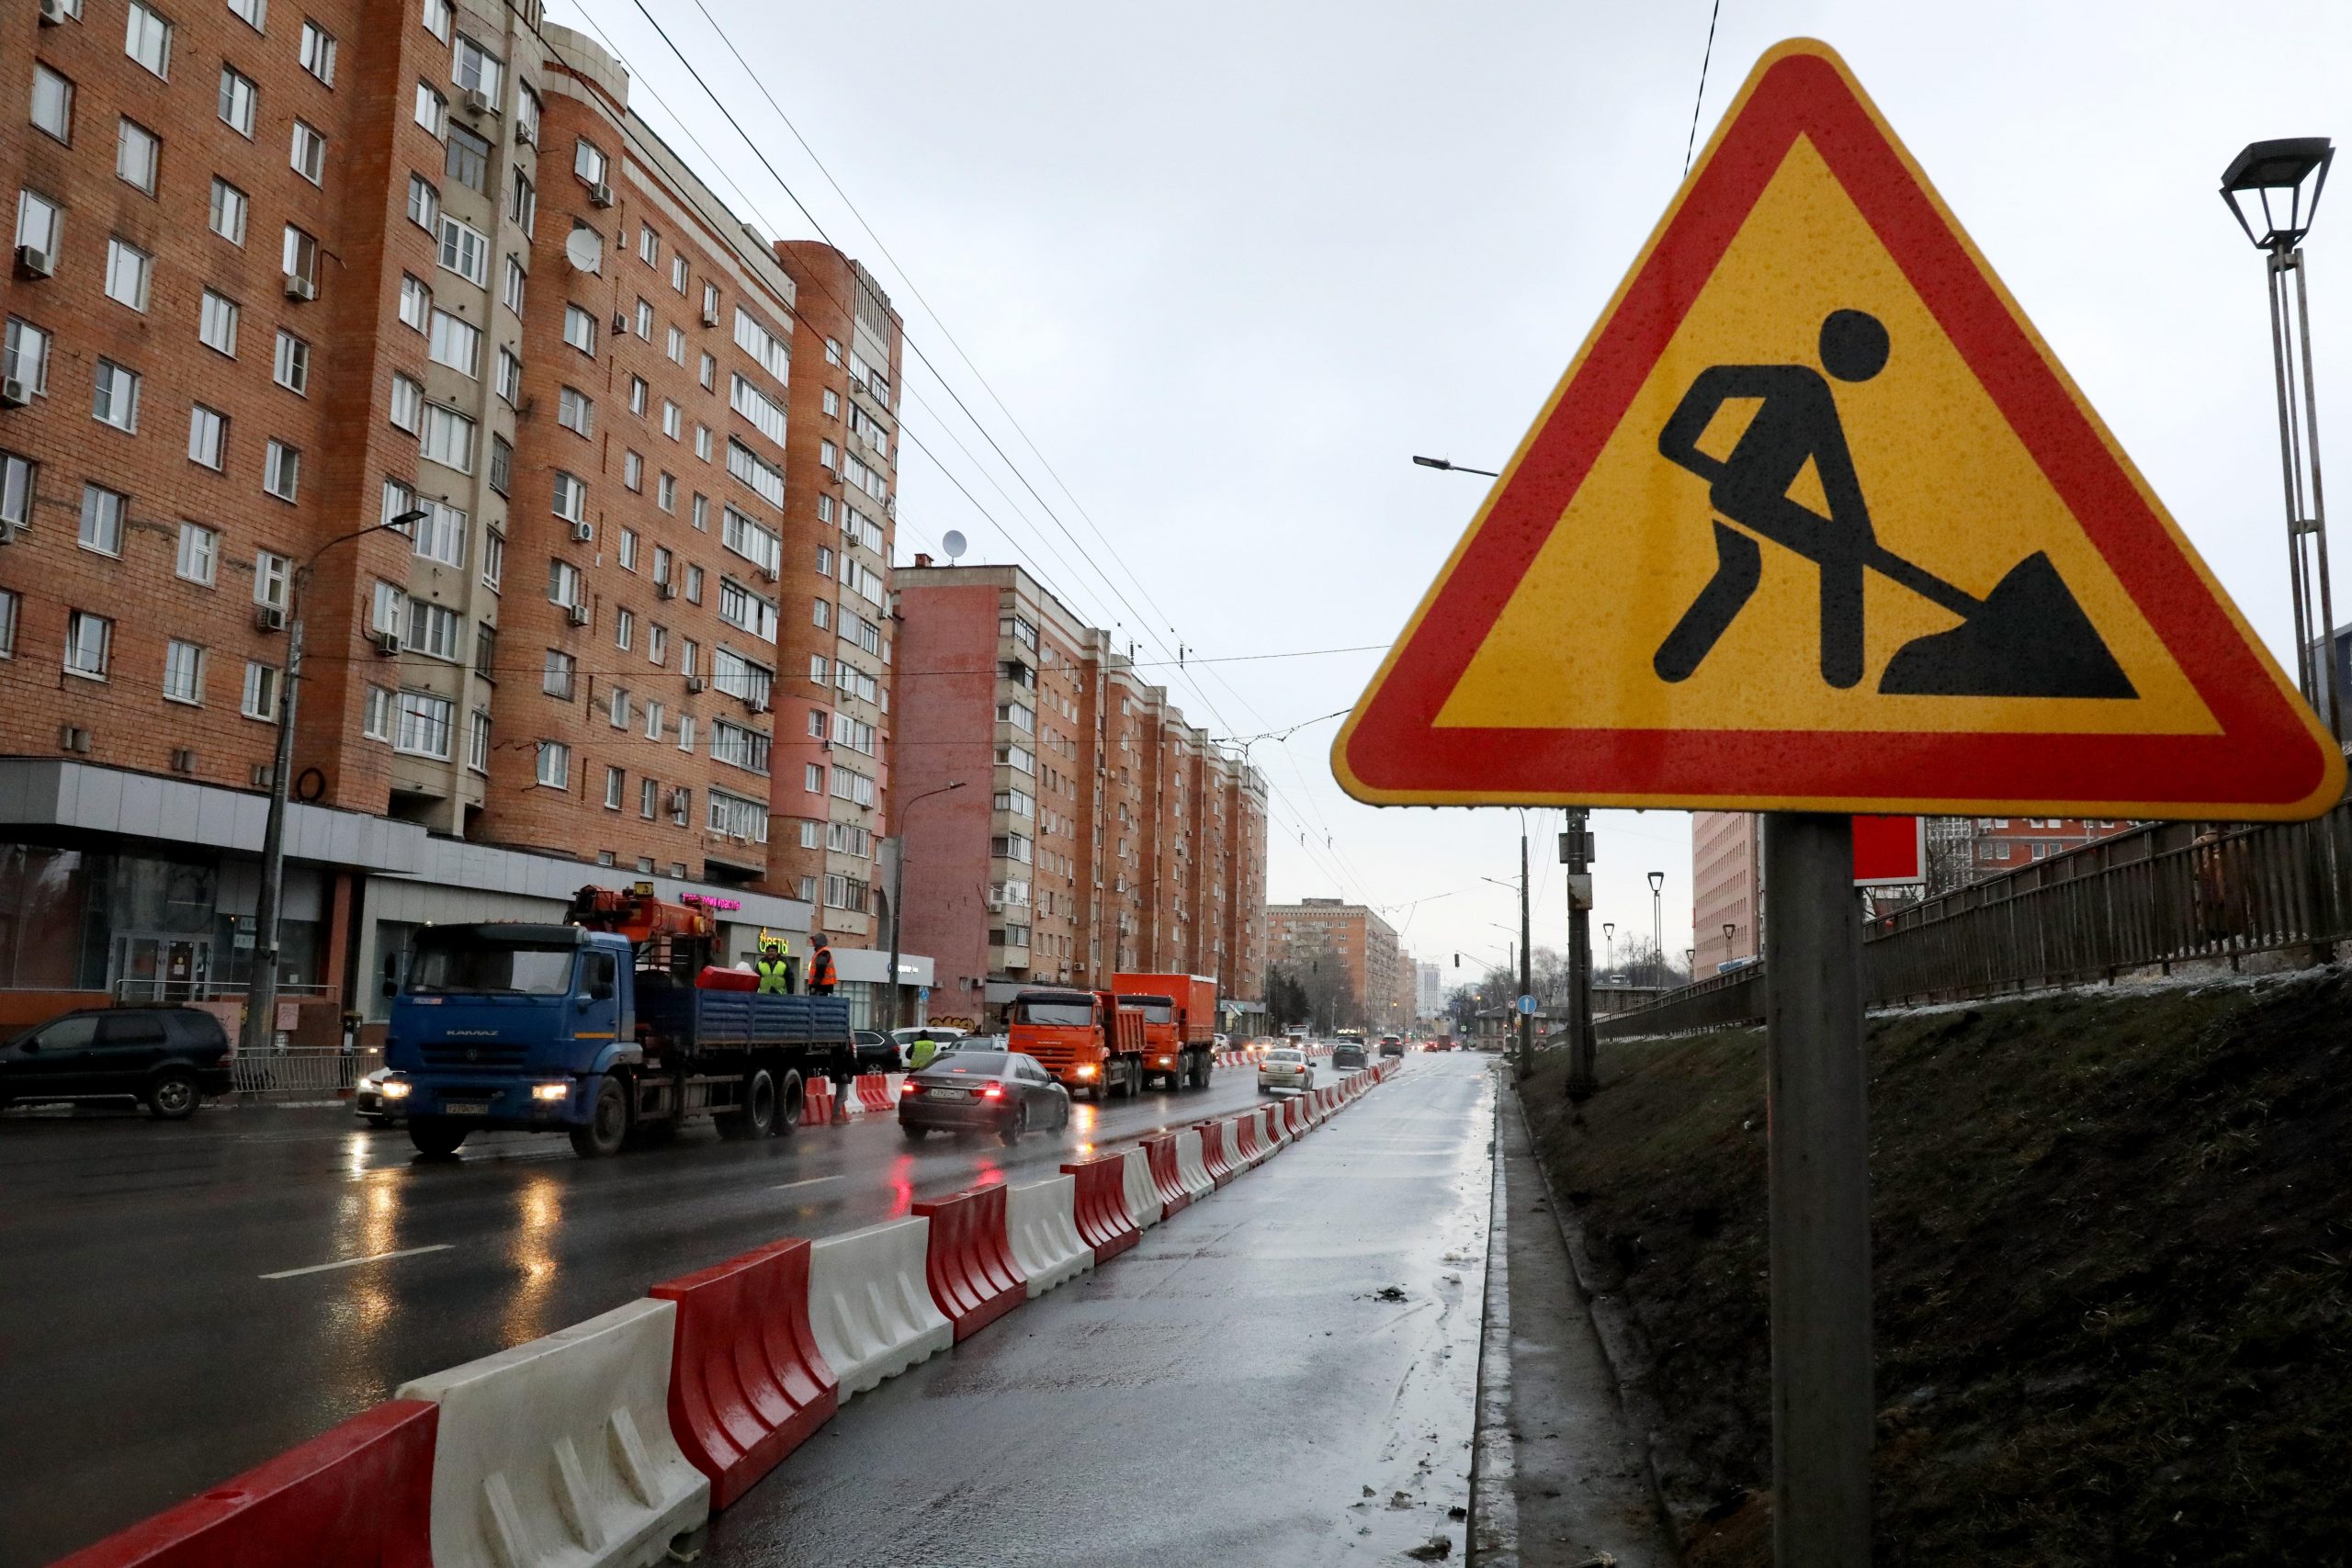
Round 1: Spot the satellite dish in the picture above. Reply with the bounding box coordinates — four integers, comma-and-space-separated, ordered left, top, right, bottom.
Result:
564, 227, 603, 274
942, 529, 967, 562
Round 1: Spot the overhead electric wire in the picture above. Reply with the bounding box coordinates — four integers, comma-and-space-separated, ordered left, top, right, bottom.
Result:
1682, 0, 1725, 178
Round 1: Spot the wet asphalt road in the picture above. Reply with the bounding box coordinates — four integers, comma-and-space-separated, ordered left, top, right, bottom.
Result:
704, 1053, 1494, 1568
0, 1063, 1302, 1568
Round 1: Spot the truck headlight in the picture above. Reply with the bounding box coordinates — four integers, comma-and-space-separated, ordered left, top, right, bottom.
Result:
1074, 1064, 1097, 1079
531, 1082, 571, 1101
379, 1080, 412, 1100
1158, 1057, 1173, 1066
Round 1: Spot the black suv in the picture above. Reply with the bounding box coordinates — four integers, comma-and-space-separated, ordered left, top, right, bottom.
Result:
0, 1007, 233, 1120
1331, 1042, 1368, 1069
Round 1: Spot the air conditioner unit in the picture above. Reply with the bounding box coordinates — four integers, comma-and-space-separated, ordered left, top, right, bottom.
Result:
462, 87, 493, 117
568, 519, 593, 542
15, 245, 53, 279
566, 602, 591, 626
700, 305, 720, 327
0, 378, 27, 408
669, 788, 690, 812
169, 748, 195, 774
38, 0, 65, 23
757, 564, 778, 583
611, 311, 629, 336
284, 275, 317, 301
59, 725, 91, 755
589, 181, 615, 209
252, 764, 275, 789
254, 605, 287, 634
655, 579, 677, 600
684, 674, 707, 694
748, 697, 770, 716
372, 630, 402, 657
514, 119, 537, 148
0, 519, 17, 546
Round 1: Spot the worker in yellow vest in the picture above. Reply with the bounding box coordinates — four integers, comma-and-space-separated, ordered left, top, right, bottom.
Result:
754, 935, 792, 995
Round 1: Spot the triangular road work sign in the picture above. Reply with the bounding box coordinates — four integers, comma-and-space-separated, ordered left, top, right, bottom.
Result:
1335, 39, 2343, 820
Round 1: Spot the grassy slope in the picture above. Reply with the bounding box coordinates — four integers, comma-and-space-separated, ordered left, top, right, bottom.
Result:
1521, 968, 2352, 1567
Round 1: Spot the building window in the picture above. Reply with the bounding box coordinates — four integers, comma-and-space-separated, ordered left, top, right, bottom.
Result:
635, 299, 652, 338
616, 607, 634, 650
438, 217, 488, 286
399, 276, 431, 332
274, 331, 311, 394
624, 451, 643, 491
559, 386, 594, 436
677, 714, 694, 752
394, 692, 454, 759
92, 359, 141, 431
496, 348, 521, 404
643, 699, 663, 740
547, 558, 582, 608
361, 686, 393, 741
152, 637, 202, 706
407, 175, 440, 232
445, 122, 489, 190
640, 778, 658, 819
289, 119, 326, 184
563, 304, 597, 355
421, 404, 476, 472
508, 170, 535, 233
78, 485, 126, 556
410, 498, 468, 569
242, 661, 282, 720
489, 437, 512, 499
282, 226, 318, 288
658, 473, 677, 513
467, 710, 491, 773
390, 373, 424, 434
31, 66, 74, 143
3, 319, 48, 397
218, 68, 255, 136
685, 565, 705, 604
254, 550, 289, 609
198, 289, 240, 356
452, 34, 503, 102
264, 440, 300, 501
605, 766, 625, 810
699, 352, 716, 390
105, 239, 153, 311
574, 137, 608, 186
187, 404, 227, 468
618, 527, 639, 571
552, 472, 587, 523
666, 326, 686, 365
125, 2, 174, 77
422, 0, 449, 39
542, 649, 575, 699
428, 310, 481, 377
175, 522, 219, 584
209, 178, 248, 244
536, 740, 570, 789
502, 256, 526, 316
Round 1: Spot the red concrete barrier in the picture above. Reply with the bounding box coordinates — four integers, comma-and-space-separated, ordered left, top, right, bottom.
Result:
1230, 1113, 1263, 1167
854, 1073, 893, 1113
1144, 1134, 1192, 1218
1283, 1097, 1308, 1137
1194, 1120, 1238, 1187
52, 1400, 437, 1568
802, 1076, 835, 1126
648, 1236, 839, 1509
1061, 1155, 1141, 1264
913, 1184, 1024, 1342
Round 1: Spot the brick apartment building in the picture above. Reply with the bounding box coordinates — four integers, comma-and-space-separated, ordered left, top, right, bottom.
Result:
0, 3, 932, 1032
890, 561, 1268, 1031
1266, 897, 1406, 1034
1963, 816, 2135, 874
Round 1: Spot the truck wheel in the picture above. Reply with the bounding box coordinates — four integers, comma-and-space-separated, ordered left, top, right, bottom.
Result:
408, 1118, 468, 1156
570, 1077, 630, 1157
144, 1068, 200, 1120
777, 1071, 805, 1136
718, 1068, 777, 1141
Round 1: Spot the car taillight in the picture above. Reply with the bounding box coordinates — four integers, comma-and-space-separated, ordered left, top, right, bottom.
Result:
981, 1083, 1006, 1100
901, 1080, 924, 1095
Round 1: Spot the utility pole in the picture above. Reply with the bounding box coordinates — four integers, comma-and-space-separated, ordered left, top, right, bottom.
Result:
1516, 827, 1532, 1082
1563, 810, 1596, 1096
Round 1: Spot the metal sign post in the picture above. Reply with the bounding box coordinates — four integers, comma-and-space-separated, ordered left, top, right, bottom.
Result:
1762, 813, 1871, 1563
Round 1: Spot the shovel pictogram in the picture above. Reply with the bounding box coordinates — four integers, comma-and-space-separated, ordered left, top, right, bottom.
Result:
1652, 309, 2135, 700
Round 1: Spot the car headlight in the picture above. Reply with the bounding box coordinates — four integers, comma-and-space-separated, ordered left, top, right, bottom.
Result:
379, 1080, 412, 1100
531, 1081, 571, 1101
1074, 1064, 1097, 1079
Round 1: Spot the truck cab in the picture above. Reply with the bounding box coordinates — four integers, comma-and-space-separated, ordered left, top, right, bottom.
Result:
1007, 987, 1146, 1100
385, 924, 639, 1152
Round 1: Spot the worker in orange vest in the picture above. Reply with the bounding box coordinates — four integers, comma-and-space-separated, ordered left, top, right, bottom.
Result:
807, 931, 838, 996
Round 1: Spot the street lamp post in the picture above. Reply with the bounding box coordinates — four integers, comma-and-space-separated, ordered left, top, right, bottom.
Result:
2222, 137, 2341, 739
242, 512, 426, 1057
1646, 870, 1665, 992
1483, 826, 1532, 1082
1725, 920, 1739, 966
1603, 921, 1615, 977
886, 780, 967, 1032
1410, 455, 1501, 478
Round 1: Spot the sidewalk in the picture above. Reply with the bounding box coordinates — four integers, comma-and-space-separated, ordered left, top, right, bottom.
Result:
701, 1055, 1496, 1567
1483, 1081, 1676, 1566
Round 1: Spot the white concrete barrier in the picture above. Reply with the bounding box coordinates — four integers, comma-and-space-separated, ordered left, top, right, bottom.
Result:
395, 1299, 708, 1568
807, 1216, 953, 1397
1174, 1128, 1215, 1202
1005, 1175, 1093, 1297
1120, 1145, 1161, 1229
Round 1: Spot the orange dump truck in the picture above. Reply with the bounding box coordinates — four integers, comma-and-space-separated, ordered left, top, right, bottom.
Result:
1005, 987, 1148, 1100
1112, 972, 1218, 1091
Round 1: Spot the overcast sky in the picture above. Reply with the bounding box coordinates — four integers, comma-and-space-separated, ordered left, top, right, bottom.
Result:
550, 0, 2352, 985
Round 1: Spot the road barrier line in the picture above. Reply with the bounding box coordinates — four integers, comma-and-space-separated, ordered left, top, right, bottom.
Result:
1005, 1175, 1094, 1296
1172, 1127, 1216, 1203
912, 1184, 1025, 1343
395, 1299, 708, 1568
804, 1217, 953, 1398
648, 1238, 837, 1510
1066, 1154, 1146, 1261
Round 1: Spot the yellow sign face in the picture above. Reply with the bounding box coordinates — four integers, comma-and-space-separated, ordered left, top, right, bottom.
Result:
1334, 39, 2341, 819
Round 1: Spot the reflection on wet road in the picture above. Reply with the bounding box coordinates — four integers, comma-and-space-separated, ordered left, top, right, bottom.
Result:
0, 1067, 1288, 1568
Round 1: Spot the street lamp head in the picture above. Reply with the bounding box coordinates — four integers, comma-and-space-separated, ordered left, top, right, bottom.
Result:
1647, 870, 1665, 894
1603, 921, 1614, 939
390, 508, 430, 528
2221, 137, 2333, 252
1724, 922, 1737, 941
1412, 455, 1449, 469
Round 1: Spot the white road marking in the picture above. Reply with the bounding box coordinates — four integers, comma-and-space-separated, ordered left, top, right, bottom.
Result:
260, 1243, 454, 1280
768, 1176, 845, 1193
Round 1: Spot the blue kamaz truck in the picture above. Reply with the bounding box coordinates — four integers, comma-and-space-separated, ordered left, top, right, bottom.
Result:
382, 884, 855, 1156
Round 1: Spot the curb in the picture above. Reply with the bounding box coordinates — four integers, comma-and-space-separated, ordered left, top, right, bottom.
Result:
61, 1065, 1401, 1566
1509, 1083, 1702, 1554
1468, 1077, 1518, 1566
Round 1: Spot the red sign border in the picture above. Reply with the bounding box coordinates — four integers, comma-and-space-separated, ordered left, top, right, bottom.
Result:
1334, 39, 2341, 820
